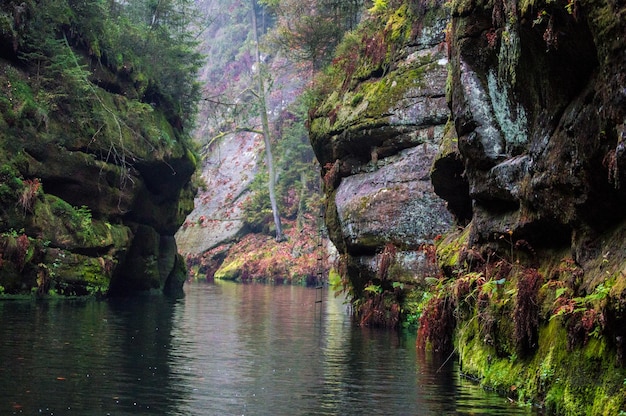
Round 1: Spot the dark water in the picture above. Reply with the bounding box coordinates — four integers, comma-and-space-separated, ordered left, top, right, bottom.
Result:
0, 281, 536, 415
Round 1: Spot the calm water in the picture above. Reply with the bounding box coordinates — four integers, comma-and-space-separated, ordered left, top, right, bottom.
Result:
0, 281, 537, 415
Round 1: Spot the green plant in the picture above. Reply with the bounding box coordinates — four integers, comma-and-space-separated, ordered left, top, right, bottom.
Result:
364, 283, 382, 294
377, 243, 397, 280
369, 0, 388, 14
75, 205, 91, 225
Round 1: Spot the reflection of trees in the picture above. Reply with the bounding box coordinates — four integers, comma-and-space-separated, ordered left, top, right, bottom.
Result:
0, 284, 530, 415
415, 347, 459, 414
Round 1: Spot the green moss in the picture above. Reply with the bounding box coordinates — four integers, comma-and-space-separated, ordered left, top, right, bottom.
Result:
0, 12, 14, 36
323, 190, 346, 252
436, 226, 470, 272
432, 120, 458, 166
214, 257, 245, 281
47, 251, 111, 296
456, 298, 626, 414
312, 61, 432, 141
386, 4, 411, 45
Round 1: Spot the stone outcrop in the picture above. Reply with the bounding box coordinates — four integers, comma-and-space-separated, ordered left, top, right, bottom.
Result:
439, 0, 626, 254
0, 5, 196, 297
176, 132, 261, 256
310, 3, 453, 301
427, 0, 626, 412
311, 0, 626, 410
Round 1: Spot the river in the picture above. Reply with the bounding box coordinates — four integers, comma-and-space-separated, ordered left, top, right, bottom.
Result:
0, 281, 537, 415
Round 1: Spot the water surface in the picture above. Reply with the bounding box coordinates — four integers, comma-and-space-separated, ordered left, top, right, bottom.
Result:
0, 281, 536, 415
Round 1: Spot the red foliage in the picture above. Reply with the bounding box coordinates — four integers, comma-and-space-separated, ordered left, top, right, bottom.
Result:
377, 243, 397, 280
187, 218, 322, 284
543, 15, 558, 50
361, 31, 387, 71
416, 295, 456, 354
18, 178, 40, 213
323, 160, 340, 190
566, 308, 603, 350
332, 50, 359, 91
357, 294, 400, 329
15, 234, 30, 271
513, 268, 543, 356
485, 28, 498, 49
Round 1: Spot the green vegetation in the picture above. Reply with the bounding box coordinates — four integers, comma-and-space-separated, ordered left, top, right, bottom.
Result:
412, 226, 626, 413
0, 0, 201, 297
242, 99, 320, 234
260, 0, 363, 70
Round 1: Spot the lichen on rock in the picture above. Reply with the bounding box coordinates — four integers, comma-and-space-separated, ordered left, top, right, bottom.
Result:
426, 0, 626, 411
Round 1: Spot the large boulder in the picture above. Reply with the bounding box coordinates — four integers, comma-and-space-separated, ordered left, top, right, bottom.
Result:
441, 0, 626, 254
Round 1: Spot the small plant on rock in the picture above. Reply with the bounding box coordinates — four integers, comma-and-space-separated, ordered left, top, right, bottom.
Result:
18, 178, 41, 213
513, 268, 543, 356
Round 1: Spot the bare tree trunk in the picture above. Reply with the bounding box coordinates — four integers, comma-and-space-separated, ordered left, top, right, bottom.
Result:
251, 0, 285, 242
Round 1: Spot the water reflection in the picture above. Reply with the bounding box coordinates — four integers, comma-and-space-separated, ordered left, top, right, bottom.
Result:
0, 297, 189, 415
0, 282, 536, 415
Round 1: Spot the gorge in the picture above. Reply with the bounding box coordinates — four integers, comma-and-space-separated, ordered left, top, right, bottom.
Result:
1, 0, 625, 413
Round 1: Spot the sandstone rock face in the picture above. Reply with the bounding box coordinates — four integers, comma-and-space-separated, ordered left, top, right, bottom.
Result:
310, 4, 453, 296
426, 0, 626, 411
440, 0, 626, 262
176, 132, 261, 255
335, 146, 452, 251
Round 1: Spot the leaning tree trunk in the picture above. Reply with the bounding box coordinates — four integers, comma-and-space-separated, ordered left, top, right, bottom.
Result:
251, 0, 285, 242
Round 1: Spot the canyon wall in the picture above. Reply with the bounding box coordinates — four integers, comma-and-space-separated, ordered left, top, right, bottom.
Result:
311, 0, 626, 412
0, 2, 196, 297
309, 2, 454, 325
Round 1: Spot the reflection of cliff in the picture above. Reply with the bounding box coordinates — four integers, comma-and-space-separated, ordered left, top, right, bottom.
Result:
0, 298, 187, 414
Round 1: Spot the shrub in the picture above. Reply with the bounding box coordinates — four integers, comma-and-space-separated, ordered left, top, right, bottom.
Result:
417, 295, 456, 354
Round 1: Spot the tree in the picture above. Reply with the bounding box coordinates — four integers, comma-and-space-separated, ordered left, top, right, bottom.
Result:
250, 0, 285, 241
259, 0, 364, 70
198, 0, 286, 242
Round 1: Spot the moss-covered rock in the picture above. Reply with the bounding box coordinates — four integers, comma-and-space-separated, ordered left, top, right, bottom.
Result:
0, 3, 197, 297
432, 0, 626, 402
309, 0, 453, 328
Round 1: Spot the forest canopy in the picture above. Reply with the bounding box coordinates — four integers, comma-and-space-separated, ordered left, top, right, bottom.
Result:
2, 0, 204, 131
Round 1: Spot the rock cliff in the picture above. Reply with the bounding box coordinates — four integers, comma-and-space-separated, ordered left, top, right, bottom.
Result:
311, 0, 626, 412
0, 2, 196, 297
309, 2, 453, 325
431, 0, 626, 411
